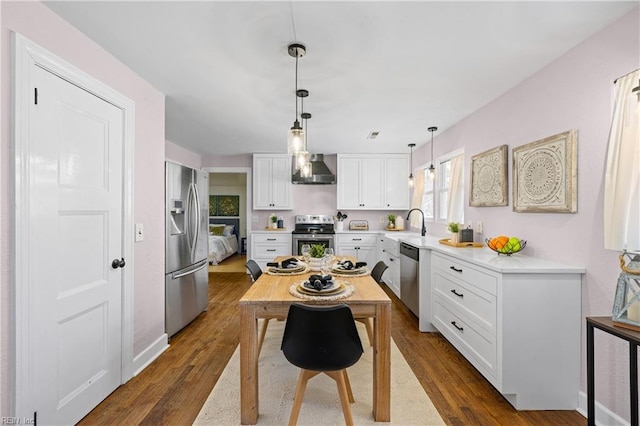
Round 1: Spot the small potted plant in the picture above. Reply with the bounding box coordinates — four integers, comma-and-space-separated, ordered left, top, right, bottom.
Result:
309, 244, 326, 271
448, 222, 460, 243
387, 214, 396, 229
269, 214, 278, 229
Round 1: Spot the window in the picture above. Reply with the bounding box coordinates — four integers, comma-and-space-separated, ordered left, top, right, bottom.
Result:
437, 160, 451, 222
420, 168, 435, 220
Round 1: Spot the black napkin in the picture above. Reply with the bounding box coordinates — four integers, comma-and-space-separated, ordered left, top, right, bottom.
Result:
304, 274, 334, 290
266, 257, 299, 268
336, 260, 367, 270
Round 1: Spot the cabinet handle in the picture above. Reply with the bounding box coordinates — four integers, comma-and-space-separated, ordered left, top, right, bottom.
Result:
451, 321, 464, 331
266, 249, 276, 252
450, 266, 463, 273
389, 258, 394, 262
450, 289, 464, 298
267, 238, 276, 241
352, 238, 362, 241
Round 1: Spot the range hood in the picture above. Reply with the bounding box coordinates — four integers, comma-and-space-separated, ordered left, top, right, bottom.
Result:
292, 153, 336, 185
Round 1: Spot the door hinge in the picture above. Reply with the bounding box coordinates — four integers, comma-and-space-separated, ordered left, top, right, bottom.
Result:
34, 87, 38, 105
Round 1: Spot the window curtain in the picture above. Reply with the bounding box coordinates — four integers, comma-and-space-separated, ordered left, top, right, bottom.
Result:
410, 168, 425, 228
447, 154, 465, 224
604, 69, 640, 251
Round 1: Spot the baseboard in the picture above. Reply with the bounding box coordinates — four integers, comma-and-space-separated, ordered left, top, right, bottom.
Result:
577, 391, 629, 426
132, 333, 170, 376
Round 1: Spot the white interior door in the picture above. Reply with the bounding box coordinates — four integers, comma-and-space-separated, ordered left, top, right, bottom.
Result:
25, 64, 124, 424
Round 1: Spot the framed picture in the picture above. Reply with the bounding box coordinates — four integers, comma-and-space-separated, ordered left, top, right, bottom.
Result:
209, 195, 240, 216
512, 130, 577, 213
469, 145, 508, 207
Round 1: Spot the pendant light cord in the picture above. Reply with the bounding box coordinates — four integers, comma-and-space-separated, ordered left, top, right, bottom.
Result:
295, 55, 299, 120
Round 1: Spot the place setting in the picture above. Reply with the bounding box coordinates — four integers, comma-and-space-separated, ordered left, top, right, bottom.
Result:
265, 257, 310, 276
289, 273, 355, 301
330, 259, 370, 277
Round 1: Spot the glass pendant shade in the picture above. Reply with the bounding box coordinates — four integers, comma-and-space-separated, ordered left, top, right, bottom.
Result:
301, 161, 312, 178
287, 120, 305, 155
408, 173, 414, 188
428, 164, 435, 178
294, 150, 310, 170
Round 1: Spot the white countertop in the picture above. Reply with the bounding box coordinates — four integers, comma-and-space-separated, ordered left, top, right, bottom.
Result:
381, 232, 585, 274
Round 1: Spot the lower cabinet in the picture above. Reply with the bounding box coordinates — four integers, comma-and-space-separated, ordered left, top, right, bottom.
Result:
431, 251, 582, 410
380, 236, 400, 297
249, 232, 292, 270
336, 233, 378, 268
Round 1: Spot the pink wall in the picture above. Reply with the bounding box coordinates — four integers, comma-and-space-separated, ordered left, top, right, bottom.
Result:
0, 1, 166, 415
166, 139, 202, 169
412, 8, 638, 419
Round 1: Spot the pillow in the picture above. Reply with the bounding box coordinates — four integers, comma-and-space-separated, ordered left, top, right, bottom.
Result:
209, 224, 225, 236
223, 225, 235, 237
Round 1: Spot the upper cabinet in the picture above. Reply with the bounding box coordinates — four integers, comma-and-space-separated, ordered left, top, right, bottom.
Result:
253, 154, 293, 210
337, 154, 409, 210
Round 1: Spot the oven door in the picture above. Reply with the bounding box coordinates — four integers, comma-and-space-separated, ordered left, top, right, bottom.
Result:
292, 234, 335, 256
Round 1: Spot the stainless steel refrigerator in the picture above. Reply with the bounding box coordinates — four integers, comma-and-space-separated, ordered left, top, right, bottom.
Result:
165, 161, 209, 338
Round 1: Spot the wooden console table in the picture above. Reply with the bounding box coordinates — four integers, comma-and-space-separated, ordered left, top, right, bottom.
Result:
587, 316, 639, 426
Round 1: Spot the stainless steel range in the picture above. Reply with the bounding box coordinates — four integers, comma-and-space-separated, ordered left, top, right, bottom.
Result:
291, 214, 335, 255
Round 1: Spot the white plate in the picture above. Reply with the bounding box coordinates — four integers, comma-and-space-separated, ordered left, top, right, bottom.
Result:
299, 281, 343, 294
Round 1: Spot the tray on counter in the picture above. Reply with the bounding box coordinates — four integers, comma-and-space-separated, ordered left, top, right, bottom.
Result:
439, 238, 483, 248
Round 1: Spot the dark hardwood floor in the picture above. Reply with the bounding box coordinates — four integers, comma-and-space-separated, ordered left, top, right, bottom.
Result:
78, 272, 586, 425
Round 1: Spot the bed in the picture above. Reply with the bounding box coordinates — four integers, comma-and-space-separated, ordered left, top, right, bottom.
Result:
208, 218, 240, 265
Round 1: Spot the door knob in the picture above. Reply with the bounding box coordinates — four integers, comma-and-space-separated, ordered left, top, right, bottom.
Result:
111, 258, 126, 269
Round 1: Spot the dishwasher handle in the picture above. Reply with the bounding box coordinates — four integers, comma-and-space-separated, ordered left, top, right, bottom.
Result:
400, 243, 419, 261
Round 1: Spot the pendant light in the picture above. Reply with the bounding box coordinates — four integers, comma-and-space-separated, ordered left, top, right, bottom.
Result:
300, 112, 312, 178
287, 43, 306, 155
427, 126, 438, 178
293, 90, 310, 170
408, 143, 416, 188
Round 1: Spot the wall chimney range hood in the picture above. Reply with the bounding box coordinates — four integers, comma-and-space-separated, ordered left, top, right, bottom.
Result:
292, 153, 336, 184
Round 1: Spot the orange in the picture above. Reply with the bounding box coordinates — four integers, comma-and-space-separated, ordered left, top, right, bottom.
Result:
492, 236, 509, 251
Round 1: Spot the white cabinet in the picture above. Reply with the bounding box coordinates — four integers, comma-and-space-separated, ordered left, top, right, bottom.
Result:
253, 154, 292, 210
380, 236, 400, 297
337, 154, 409, 210
336, 233, 378, 267
249, 232, 292, 270
430, 251, 582, 410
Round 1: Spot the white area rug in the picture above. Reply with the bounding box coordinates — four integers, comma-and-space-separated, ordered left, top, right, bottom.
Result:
194, 321, 445, 425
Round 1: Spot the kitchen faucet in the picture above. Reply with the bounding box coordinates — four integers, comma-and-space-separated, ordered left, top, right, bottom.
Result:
406, 208, 427, 236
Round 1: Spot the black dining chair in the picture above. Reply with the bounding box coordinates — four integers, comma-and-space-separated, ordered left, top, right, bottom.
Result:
356, 261, 389, 346
281, 303, 364, 426
245, 259, 273, 354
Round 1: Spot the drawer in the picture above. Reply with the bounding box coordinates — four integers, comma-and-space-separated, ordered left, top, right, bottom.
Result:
381, 237, 399, 256
433, 270, 496, 335
252, 243, 290, 258
432, 252, 497, 296
432, 298, 497, 382
251, 233, 291, 244
337, 233, 377, 245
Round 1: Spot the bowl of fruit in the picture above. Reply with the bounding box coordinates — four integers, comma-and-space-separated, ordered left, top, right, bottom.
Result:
485, 236, 526, 256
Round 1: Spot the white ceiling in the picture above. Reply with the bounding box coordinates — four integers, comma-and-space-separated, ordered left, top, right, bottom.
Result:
44, 1, 637, 156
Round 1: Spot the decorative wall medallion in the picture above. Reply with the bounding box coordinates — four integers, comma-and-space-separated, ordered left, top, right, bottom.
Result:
469, 145, 508, 207
513, 130, 578, 213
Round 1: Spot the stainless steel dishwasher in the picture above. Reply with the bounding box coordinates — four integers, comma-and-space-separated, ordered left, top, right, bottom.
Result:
400, 242, 419, 316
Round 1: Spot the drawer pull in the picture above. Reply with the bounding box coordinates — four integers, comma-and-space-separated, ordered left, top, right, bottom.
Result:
352, 238, 362, 241
450, 289, 464, 298
266, 249, 276, 252
451, 321, 464, 332
450, 266, 463, 273
267, 238, 276, 241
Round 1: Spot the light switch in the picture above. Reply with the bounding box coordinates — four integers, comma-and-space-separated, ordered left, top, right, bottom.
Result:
135, 223, 144, 242
476, 221, 483, 234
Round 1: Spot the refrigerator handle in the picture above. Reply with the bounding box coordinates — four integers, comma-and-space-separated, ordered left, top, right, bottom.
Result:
186, 181, 196, 260
192, 180, 201, 258
171, 259, 208, 279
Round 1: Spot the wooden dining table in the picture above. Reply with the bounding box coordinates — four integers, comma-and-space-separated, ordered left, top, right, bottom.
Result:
239, 256, 392, 424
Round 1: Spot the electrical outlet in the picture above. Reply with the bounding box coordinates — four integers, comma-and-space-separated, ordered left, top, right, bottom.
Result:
380, 216, 385, 223
476, 221, 483, 234
135, 223, 144, 242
